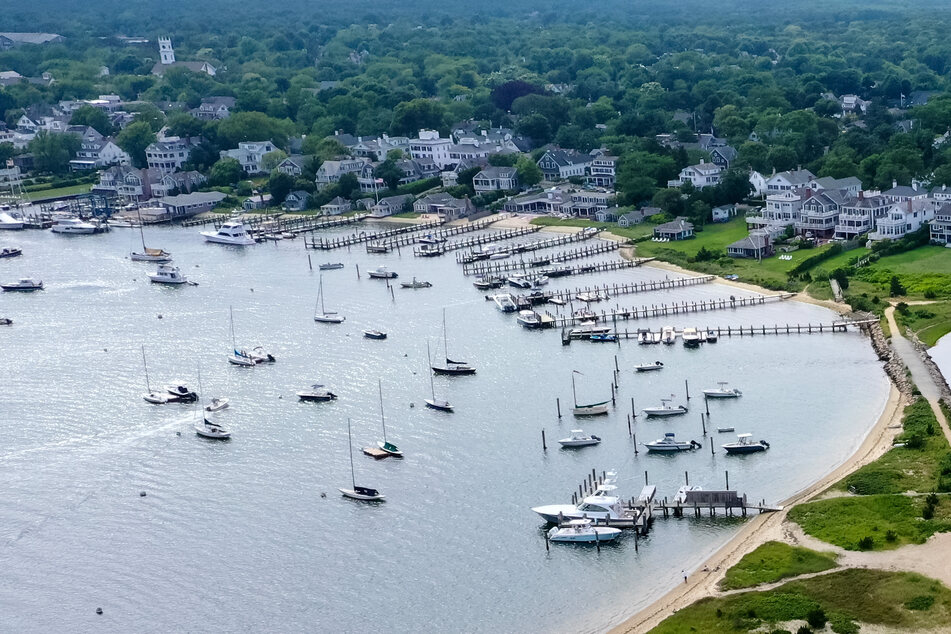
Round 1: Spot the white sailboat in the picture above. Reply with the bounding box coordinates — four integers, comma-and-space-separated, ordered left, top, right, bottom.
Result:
376, 380, 402, 456
227, 306, 255, 367
141, 345, 169, 404
424, 340, 453, 411
194, 366, 231, 439
130, 210, 171, 262
571, 370, 610, 416
431, 308, 475, 375
314, 274, 345, 323
339, 418, 385, 501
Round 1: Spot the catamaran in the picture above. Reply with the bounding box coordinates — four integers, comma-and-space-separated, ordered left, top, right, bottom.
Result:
313, 274, 345, 323
571, 370, 610, 416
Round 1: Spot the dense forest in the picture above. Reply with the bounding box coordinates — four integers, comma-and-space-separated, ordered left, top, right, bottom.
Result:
5, 0, 951, 212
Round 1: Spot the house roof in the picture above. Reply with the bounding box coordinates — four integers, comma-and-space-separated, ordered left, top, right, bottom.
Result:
322, 196, 350, 207
686, 162, 722, 174
0, 32, 62, 45
287, 190, 309, 198
161, 191, 226, 207
711, 145, 737, 162
770, 169, 815, 185
729, 234, 770, 250
813, 176, 862, 191
655, 217, 694, 233
883, 185, 922, 198
475, 166, 517, 179
540, 148, 591, 167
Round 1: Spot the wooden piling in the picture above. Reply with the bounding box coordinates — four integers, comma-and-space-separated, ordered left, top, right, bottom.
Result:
542, 429, 546, 451
556, 397, 562, 418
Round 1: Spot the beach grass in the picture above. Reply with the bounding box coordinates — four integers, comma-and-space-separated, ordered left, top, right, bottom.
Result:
718, 541, 838, 591
650, 569, 951, 633
895, 300, 951, 346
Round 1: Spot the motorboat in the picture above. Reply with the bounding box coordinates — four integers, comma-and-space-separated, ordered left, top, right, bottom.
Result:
165, 384, 198, 402
195, 417, 231, 440
107, 217, 140, 228
0, 247, 22, 258
589, 333, 617, 342
200, 221, 256, 246
558, 430, 602, 448
705, 331, 719, 343
722, 433, 770, 454
368, 266, 398, 279
635, 361, 664, 372
492, 293, 517, 313
1, 278, 43, 291
576, 291, 606, 303
682, 327, 702, 348
131, 247, 172, 263
524, 291, 551, 305
570, 324, 611, 338
228, 349, 256, 367
489, 252, 511, 261
204, 397, 230, 412
363, 329, 388, 340
547, 519, 621, 543
661, 326, 676, 345
247, 346, 276, 364
473, 276, 504, 290
366, 242, 389, 253
417, 233, 446, 245
400, 278, 432, 289
340, 418, 385, 501
148, 264, 187, 285
516, 310, 543, 329
573, 308, 598, 321
314, 275, 345, 323
643, 398, 688, 417
0, 212, 24, 230
644, 432, 701, 452
143, 391, 169, 404
532, 275, 549, 287
0, 317, 12, 325
51, 218, 98, 234
532, 477, 626, 523
637, 329, 660, 345
703, 382, 742, 398
319, 262, 345, 271
507, 275, 532, 289
297, 384, 338, 402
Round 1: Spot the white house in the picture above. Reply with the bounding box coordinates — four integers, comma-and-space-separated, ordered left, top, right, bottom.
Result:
472, 166, 518, 193
929, 203, 951, 245
315, 158, 369, 190
668, 161, 722, 189
146, 137, 192, 174
537, 148, 591, 181
870, 199, 935, 241
765, 169, 815, 194
320, 196, 351, 216
220, 141, 276, 175
834, 193, 891, 240
408, 129, 452, 169
748, 170, 769, 197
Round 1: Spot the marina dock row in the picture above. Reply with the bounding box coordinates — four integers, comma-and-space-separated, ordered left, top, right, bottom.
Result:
438, 225, 542, 254
451, 227, 599, 261
461, 241, 621, 275
359, 216, 506, 251
557, 319, 879, 344
305, 219, 443, 249
524, 275, 718, 303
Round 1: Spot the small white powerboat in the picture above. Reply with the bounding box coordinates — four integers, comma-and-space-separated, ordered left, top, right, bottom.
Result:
516, 310, 543, 329
703, 382, 742, 398
247, 346, 276, 364
50, 218, 98, 234
1, 278, 43, 291
634, 361, 664, 372
297, 384, 337, 402
643, 432, 701, 452
195, 417, 231, 439
643, 398, 688, 417
368, 266, 398, 279
493, 293, 517, 313
149, 264, 187, 285
319, 262, 344, 271
548, 519, 621, 543
201, 221, 256, 245
722, 433, 770, 454
204, 397, 230, 412
682, 327, 702, 347
558, 430, 602, 448
661, 326, 676, 345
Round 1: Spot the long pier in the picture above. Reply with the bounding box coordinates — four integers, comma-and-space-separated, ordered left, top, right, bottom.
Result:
442, 226, 542, 254
556, 319, 878, 344
181, 212, 370, 235
453, 228, 598, 263
305, 219, 443, 249
540, 275, 718, 304
364, 216, 504, 252
462, 241, 620, 275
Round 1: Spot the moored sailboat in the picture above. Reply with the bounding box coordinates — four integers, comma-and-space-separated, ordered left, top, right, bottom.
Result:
313, 274, 345, 323
340, 418, 385, 501
571, 370, 610, 416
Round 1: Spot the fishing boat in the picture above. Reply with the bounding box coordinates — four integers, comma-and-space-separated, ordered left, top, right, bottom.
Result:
200, 221, 256, 245
340, 418, 385, 501
547, 519, 621, 543
431, 308, 476, 375
141, 345, 169, 404
297, 384, 337, 402
0, 247, 22, 258
492, 293, 517, 313
205, 397, 230, 412
424, 340, 453, 411
148, 264, 187, 285
571, 370, 610, 416
130, 210, 171, 262
661, 326, 676, 345
473, 276, 504, 290
643, 432, 701, 452
703, 382, 742, 398
532, 475, 625, 523
643, 397, 688, 417
375, 380, 402, 456
51, 218, 98, 234
722, 433, 770, 454
363, 329, 387, 340
634, 361, 664, 372
368, 266, 398, 279
558, 430, 602, 448
1, 278, 43, 291
682, 327, 702, 348
319, 262, 345, 271
516, 310, 543, 329
314, 275, 345, 323
400, 277, 432, 289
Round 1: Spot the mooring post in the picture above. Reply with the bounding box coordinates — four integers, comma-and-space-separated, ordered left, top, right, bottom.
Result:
705, 397, 710, 416
355, 264, 361, 280
542, 429, 546, 451
556, 397, 561, 418
685, 471, 689, 486
685, 379, 690, 400
627, 415, 632, 437
633, 431, 638, 453
307, 253, 312, 270
701, 413, 706, 435
611, 382, 616, 406
631, 397, 636, 420
725, 470, 730, 490
644, 470, 648, 486
614, 354, 619, 373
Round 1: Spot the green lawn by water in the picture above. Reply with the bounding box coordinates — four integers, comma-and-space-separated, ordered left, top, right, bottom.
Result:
28, 183, 93, 200
719, 541, 838, 591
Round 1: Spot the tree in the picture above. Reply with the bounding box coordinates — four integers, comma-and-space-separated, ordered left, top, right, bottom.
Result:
373, 158, 404, 190
116, 122, 156, 168
261, 149, 288, 173
166, 112, 207, 139
389, 99, 446, 136
217, 112, 293, 150
29, 131, 80, 175
209, 157, 244, 186
267, 171, 295, 204
335, 172, 359, 200
713, 169, 754, 204
889, 275, 906, 297
488, 153, 517, 167
0, 142, 14, 165
69, 105, 112, 136
515, 156, 542, 187
301, 136, 347, 161
130, 103, 166, 133
490, 80, 544, 111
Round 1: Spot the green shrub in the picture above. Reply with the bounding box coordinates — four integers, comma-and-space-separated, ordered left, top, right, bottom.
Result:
806, 607, 828, 628
905, 595, 936, 611
858, 536, 875, 550
885, 529, 898, 542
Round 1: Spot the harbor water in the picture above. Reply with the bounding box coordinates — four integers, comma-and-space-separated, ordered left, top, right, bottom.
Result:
0, 223, 888, 633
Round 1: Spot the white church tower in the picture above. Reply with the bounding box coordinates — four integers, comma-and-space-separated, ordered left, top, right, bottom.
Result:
158, 37, 176, 65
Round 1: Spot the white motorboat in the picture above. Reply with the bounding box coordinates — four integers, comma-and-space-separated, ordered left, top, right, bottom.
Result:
661, 326, 676, 345
473, 276, 504, 290
532, 275, 549, 287
488, 251, 510, 260
576, 291, 606, 303
547, 519, 621, 543
682, 327, 702, 347
204, 397, 230, 412
634, 361, 664, 372
363, 329, 388, 340
314, 275, 345, 323
0, 247, 22, 258
532, 476, 626, 523
195, 416, 231, 439
418, 233, 446, 245
319, 262, 344, 271
644, 432, 701, 452
507, 275, 532, 289
368, 266, 398, 279
637, 329, 660, 345
570, 324, 611, 338
492, 293, 517, 313
558, 430, 602, 447
148, 264, 187, 285
201, 221, 256, 245
247, 346, 276, 364
0, 212, 24, 230
722, 433, 770, 454
400, 277, 432, 289
51, 218, 98, 234
571, 371, 610, 416
516, 310, 543, 329
0, 278, 43, 291
297, 384, 337, 402
643, 397, 688, 417
703, 382, 742, 398
340, 418, 385, 501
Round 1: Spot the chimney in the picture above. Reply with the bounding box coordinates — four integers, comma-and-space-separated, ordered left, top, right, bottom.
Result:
893, 180, 898, 189
858, 190, 864, 200
907, 200, 912, 212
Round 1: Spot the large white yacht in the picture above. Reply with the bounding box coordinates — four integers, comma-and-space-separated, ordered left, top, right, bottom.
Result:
0, 212, 24, 230
148, 264, 188, 285
50, 218, 98, 234
532, 480, 626, 523
200, 221, 256, 245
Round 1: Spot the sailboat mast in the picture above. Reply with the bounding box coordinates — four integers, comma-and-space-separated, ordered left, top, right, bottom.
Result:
378, 379, 386, 442
442, 308, 449, 361
347, 418, 356, 488
319, 275, 326, 314
137, 209, 146, 250
230, 305, 237, 349
572, 371, 578, 408
427, 340, 436, 399
141, 345, 151, 392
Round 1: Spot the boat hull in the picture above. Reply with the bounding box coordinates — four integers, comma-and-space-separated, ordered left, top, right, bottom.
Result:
645, 444, 694, 452
643, 408, 688, 417
558, 439, 601, 447
572, 405, 609, 416
702, 390, 741, 398
339, 488, 385, 501
314, 314, 345, 323
425, 399, 453, 411
635, 365, 663, 372
431, 365, 475, 376
195, 426, 231, 439
201, 233, 256, 246
547, 527, 621, 543
723, 444, 768, 454
131, 252, 172, 262
297, 392, 337, 402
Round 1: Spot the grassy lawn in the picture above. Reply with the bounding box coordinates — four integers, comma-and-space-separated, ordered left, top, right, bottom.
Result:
28, 183, 94, 200
529, 216, 654, 240
392, 211, 421, 218
651, 569, 951, 633
895, 301, 951, 346
837, 399, 949, 495
719, 541, 838, 591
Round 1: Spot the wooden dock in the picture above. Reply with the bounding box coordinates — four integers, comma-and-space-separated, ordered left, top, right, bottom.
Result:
655, 489, 782, 518
442, 226, 542, 255
562, 469, 655, 534
557, 319, 878, 344
536, 275, 718, 304
452, 228, 600, 263
306, 219, 443, 250
461, 241, 620, 275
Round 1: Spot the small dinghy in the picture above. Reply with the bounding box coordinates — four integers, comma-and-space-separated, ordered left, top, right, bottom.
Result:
319, 262, 345, 271
297, 384, 337, 402
558, 430, 602, 448
204, 397, 230, 413
0, 247, 22, 258
363, 329, 387, 340
547, 519, 621, 544
634, 361, 664, 372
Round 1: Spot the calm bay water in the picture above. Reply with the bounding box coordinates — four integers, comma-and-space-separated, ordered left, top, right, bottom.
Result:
0, 222, 888, 633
